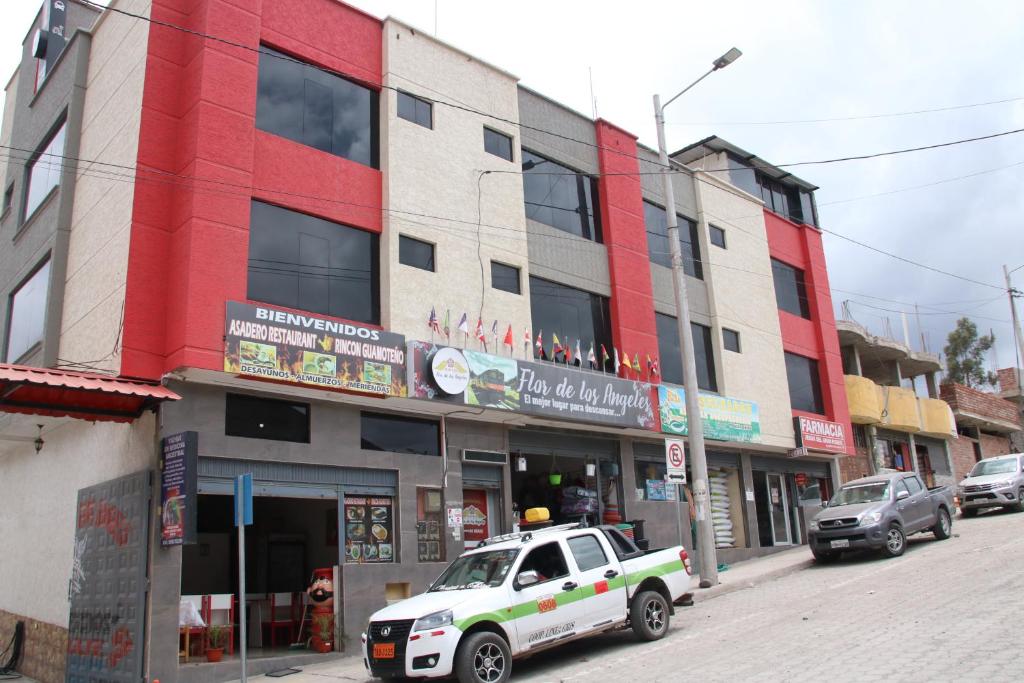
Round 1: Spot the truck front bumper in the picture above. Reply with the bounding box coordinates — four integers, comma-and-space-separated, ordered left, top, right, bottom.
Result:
363, 626, 460, 679
809, 523, 886, 552
960, 487, 1018, 510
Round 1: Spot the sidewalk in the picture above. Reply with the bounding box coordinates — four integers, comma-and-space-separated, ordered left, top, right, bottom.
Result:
225, 547, 812, 683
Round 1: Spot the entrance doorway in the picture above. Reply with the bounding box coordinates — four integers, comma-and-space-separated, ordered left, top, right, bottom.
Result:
461, 487, 499, 549
766, 474, 793, 546
753, 471, 798, 547
510, 452, 620, 527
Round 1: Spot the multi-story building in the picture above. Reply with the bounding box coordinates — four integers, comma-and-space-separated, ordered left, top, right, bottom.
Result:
942, 378, 1022, 481
0, 2, 855, 682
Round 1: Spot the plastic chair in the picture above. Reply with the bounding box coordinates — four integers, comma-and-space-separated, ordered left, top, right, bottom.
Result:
203, 594, 236, 655
179, 595, 206, 660
262, 592, 297, 648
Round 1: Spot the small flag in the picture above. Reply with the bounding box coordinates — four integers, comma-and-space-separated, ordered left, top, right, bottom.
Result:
564, 338, 573, 365
648, 354, 659, 377
457, 312, 469, 335
574, 339, 582, 367
524, 327, 531, 346
503, 324, 514, 349
588, 343, 597, 369
535, 330, 545, 359
476, 317, 486, 344
552, 334, 563, 358
428, 306, 440, 334
601, 344, 610, 370
613, 347, 620, 374
491, 320, 499, 349
632, 353, 642, 373
443, 309, 451, 340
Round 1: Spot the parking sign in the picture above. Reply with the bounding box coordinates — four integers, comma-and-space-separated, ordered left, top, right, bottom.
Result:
665, 439, 686, 482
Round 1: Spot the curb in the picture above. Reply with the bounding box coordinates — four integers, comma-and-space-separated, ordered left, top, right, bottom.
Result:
691, 557, 814, 604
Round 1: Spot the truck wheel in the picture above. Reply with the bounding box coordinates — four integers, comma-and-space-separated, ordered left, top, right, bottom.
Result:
1015, 489, 1024, 513
880, 524, 906, 558
630, 590, 670, 641
932, 508, 952, 540
960, 508, 978, 518
455, 632, 511, 683
811, 549, 839, 564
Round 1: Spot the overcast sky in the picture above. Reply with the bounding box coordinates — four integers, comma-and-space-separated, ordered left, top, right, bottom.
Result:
3, 1, 1022, 380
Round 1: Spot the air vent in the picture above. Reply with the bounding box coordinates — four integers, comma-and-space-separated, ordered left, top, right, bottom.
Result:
462, 449, 508, 465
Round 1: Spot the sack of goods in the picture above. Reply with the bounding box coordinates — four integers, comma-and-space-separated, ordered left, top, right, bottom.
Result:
708, 467, 736, 549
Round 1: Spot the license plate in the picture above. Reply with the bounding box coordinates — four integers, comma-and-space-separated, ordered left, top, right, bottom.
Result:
830, 539, 850, 549
373, 643, 395, 659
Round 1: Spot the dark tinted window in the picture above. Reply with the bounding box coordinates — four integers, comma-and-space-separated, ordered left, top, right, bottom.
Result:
255, 46, 378, 168
518, 542, 569, 583
656, 313, 717, 391
723, 328, 741, 353
483, 127, 513, 161
799, 191, 817, 227
643, 201, 702, 279
567, 535, 608, 571
904, 476, 923, 494
726, 154, 759, 197
5, 258, 50, 362
529, 276, 612, 369
785, 352, 824, 414
758, 173, 803, 224
361, 412, 440, 456
771, 258, 811, 319
3, 183, 13, 214
397, 91, 432, 128
522, 150, 601, 242
399, 235, 434, 271
709, 225, 726, 248
491, 261, 520, 294
225, 393, 310, 443
247, 201, 379, 324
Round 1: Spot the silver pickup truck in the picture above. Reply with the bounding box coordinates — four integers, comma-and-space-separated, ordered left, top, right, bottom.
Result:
957, 453, 1024, 516
807, 472, 954, 562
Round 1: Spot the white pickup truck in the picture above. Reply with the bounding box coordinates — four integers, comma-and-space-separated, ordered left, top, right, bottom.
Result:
361, 523, 694, 683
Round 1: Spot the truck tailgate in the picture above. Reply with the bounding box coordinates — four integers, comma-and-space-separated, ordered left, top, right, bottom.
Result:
620, 547, 693, 602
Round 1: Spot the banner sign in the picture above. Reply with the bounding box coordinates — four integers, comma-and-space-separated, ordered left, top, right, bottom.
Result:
658, 384, 761, 443
409, 342, 656, 429
159, 431, 197, 546
224, 301, 407, 397
795, 416, 847, 453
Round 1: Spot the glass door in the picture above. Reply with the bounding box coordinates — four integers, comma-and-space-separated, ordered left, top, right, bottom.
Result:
766, 474, 792, 546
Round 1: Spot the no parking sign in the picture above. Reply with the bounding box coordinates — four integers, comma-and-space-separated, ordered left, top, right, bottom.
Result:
665, 439, 687, 483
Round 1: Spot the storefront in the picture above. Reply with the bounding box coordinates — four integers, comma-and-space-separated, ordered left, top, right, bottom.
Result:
750, 455, 833, 549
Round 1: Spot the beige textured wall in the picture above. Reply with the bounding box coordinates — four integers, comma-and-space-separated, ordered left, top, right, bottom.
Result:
381, 20, 532, 350
698, 172, 796, 449
58, 0, 151, 372
0, 413, 156, 626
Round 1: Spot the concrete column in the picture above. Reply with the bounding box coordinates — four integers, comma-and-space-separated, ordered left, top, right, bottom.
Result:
908, 432, 921, 473
866, 425, 881, 474
926, 372, 938, 399
851, 344, 863, 376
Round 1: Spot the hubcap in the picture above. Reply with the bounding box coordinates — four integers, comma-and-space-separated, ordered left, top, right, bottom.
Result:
940, 512, 950, 533
887, 528, 903, 552
474, 643, 504, 682
645, 599, 665, 632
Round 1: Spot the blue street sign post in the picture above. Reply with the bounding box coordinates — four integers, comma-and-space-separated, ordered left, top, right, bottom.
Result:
234, 473, 253, 681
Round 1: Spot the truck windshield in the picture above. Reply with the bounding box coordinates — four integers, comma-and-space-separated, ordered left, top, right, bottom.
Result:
830, 482, 890, 506
969, 459, 1017, 476
429, 549, 520, 591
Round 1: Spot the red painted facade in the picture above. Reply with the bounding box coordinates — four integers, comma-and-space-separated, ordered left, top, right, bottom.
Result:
594, 120, 660, 377
121, 0, 383, 380
764, 210, 854, 455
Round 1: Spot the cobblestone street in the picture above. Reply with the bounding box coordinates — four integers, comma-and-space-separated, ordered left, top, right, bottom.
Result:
269, 509, 1023, 683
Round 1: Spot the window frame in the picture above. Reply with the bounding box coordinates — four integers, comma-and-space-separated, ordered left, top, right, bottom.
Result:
771, 258, 811, 319
709, 224, 727, 249
642, 199, 703, 279
22, 118, 67, 225
521, 149, 602, 242
514, 541, 570, 588
224, 393, 311, 443
528, 275, 613, 370
398, 234, 436, 272
566, 533, 609, 572
4, 256, 52, 363
655, 313, 718, 391
2, 182, 13, 218
483, 126, 513, 162
360, 411, 441, 457
784, 351, 824, 415
490, 261, 521, 295
723, 328, 741, 353
397, 90, 433, 129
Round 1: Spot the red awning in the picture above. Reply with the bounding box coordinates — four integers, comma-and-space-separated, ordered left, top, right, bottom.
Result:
0, 364, 180, 423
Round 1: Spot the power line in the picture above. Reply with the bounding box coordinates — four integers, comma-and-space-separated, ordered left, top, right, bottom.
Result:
668, 95, 1024, 126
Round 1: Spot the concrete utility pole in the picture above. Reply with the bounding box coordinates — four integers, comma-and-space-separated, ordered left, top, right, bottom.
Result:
1005, 265, 1024, 375
653, 46, 741, 588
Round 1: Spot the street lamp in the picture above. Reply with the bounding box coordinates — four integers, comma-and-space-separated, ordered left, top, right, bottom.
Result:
653, 47, 741, 588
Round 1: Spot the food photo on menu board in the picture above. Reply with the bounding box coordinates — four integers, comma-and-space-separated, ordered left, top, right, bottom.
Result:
344, 497, 394, 563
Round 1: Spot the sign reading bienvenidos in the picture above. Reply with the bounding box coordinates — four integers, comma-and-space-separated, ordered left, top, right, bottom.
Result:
224, 301, 407, 397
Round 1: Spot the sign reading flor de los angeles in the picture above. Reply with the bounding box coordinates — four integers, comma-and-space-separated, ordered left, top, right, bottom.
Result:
658, 384, 761, 443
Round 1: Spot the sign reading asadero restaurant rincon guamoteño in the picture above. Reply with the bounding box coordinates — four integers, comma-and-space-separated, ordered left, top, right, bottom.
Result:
224, 301, 407, 397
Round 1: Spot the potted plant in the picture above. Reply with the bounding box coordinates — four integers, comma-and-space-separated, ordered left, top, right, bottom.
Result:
310, 613, 334, 653
206, 625, 226, 663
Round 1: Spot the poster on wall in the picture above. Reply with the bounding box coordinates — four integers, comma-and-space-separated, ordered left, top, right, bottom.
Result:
462, 489, 489, 544
658, 385, 761, 443
409, 342, 656, 429
159, 431, 197, 546
224, 301, 407, 397
344, 496, 394, 563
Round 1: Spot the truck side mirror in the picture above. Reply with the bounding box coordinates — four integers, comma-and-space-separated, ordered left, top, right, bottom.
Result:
515, 570, 539, 589
896, 490, 910, 500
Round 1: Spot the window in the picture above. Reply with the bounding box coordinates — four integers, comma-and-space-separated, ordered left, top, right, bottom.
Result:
2, 183, 13, 216
784, 352, 824, 414
723, 328, 741, 353
399, 235, 435, 272
643, 201, 702, 279
771, 258, 811, 319
529, 276, 612, 369
23, 121, 66, 221
247, 200, 379, 324
635, 459, 672, 501
904, 476, 923, 494
709, 225, 726, 249
567, 535, 608, 571
894, 478, 910, 499
4, 258, 51, 362
255, 46, 379, 168
491, 261, 520, 294
361, 412, 440, 456
853, 424, 868, 449
522, 150, 601, 242
397, 91, 432, 129
416, 488, 445, 562
483, 127, 513, 161
655, 313, 717, 391
517, 542, 568, 584
225, 393, 310, 443
757, 173, 803, 224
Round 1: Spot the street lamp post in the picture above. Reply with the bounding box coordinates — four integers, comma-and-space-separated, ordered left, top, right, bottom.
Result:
653, 47, 741, 588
